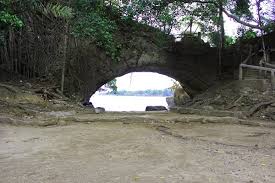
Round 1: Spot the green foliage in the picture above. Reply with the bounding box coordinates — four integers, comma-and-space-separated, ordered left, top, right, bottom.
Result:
105, 79, 118, 93
237, 28, 257, 40
231, 0, 252, 19
1, 0, 73, 24
224, 36, 236, 47
0, 0, 23, 46
158, 7, 174, 33
72, 1, 121, 61
264, 22, 275, 33
121, 0, 180, 34
208, 30, 236, 47
0, 0, 23, 28
42, 3, 74, 19
2, 0, 273, 62
0, 11, 23, 28
177, 2, 220, 41
72, 11, 121, 60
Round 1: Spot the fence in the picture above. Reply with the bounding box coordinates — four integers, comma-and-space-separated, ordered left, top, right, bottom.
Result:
239, 63, 275, 90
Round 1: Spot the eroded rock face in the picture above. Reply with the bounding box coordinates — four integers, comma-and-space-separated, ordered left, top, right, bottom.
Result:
173, 87, 191, 106
166, 97, 175, 108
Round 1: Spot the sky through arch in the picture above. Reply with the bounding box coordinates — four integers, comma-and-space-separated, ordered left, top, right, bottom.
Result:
116, 72, 176, 91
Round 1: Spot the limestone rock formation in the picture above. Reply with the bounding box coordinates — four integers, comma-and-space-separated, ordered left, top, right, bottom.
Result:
173, 87, 190, 106
95, 107, 105, 114
166, 97, 175, 108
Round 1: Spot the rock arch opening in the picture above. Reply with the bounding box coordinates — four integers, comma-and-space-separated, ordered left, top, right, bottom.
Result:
89, 72, 190, 111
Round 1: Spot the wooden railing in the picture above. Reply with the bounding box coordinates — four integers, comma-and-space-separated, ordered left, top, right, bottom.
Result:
239, 63, 275, 90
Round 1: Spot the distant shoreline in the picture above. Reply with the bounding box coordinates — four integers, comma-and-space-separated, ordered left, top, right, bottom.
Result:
97, 94, 173, 97
98, 88, 173, 97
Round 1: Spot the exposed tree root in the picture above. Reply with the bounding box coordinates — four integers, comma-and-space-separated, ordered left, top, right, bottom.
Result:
0, 83, 18, 93
226, 95, 244, 110
247, 101, 275, 117
34, 87, 68, 100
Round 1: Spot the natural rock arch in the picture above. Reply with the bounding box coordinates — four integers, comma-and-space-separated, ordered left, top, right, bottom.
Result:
67, 36, 218, 103
64, 19, 220, 103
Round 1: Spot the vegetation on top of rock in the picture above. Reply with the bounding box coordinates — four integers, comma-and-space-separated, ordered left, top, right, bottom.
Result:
0, 0, 274, 99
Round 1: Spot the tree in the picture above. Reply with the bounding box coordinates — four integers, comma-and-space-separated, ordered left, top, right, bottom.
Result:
105, 79, 118, 94
72, 0, 121, 60
38, 2, 74, 93
1, 0, 274, 101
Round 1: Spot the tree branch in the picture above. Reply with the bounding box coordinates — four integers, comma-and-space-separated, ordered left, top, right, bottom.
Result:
162, 0, 263, 30
222, 9, 262, 30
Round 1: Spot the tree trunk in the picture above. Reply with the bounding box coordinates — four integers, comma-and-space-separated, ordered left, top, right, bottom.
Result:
190, 17, 193, 33
61, 22, 68, 93
256, 0, 267, 63
8, 28, 14, 73
217, 2, 225, 78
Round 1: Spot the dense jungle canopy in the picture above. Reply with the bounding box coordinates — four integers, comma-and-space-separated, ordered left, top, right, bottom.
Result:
0, 0, 274, 96
1, 0, 274, 43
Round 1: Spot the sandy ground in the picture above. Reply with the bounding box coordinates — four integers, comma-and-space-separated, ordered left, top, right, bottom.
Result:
0, 118, 275, 183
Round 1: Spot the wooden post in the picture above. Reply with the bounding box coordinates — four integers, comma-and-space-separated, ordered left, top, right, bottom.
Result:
239, 65, 243, 80
259, 58, 263, 78
271, 70, 275, 91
